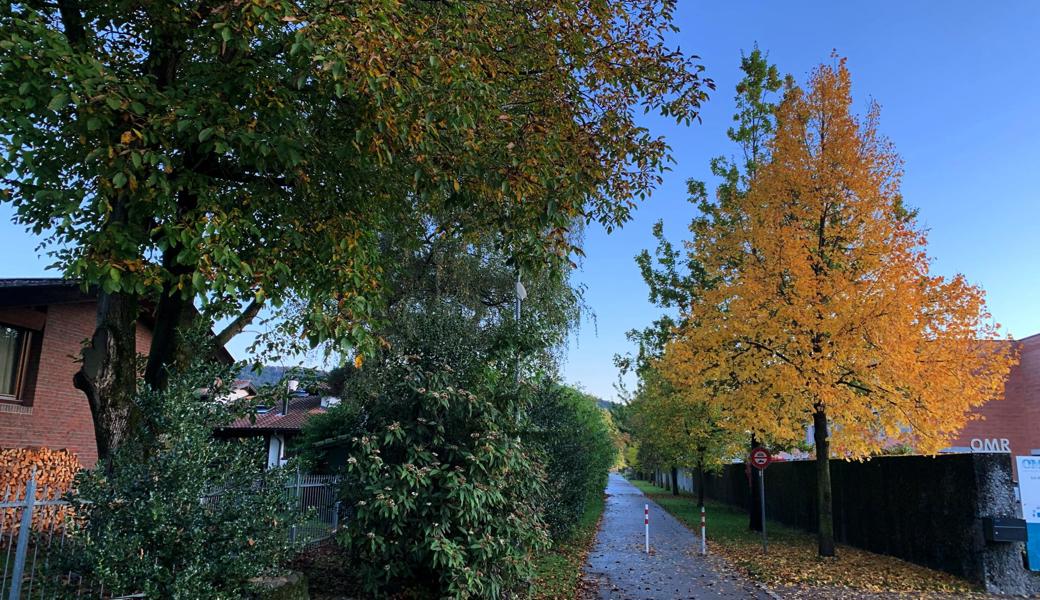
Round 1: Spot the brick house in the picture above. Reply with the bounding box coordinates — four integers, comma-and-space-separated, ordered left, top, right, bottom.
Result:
947, 333, 1040, 461
0, 278, 230, 468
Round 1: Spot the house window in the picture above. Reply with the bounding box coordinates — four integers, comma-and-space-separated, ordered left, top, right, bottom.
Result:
0, 324, 31, 401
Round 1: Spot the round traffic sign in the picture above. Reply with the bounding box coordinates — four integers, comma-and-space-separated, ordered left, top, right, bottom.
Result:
750, 447, 771, 470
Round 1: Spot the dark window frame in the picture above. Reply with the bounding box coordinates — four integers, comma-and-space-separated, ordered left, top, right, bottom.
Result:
0, 322, 37, 405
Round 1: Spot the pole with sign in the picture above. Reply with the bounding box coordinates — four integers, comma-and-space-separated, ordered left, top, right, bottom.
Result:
750, 447, 771, 552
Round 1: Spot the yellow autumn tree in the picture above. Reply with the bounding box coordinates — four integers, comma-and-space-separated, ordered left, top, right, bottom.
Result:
629, 366, 744, 504
661, 57, 1017, 557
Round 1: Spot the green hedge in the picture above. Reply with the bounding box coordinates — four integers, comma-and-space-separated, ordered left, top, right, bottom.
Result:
528, 384, 616, 541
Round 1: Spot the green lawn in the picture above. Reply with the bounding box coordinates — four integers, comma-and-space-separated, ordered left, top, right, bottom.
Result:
629, 479, 807, 550
630, 479, 981, 596
528, 493, 605, 599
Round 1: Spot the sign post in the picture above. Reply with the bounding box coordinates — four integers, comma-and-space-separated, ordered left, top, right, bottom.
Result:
750, 447, 771, 553
1017, 456, 1040, 570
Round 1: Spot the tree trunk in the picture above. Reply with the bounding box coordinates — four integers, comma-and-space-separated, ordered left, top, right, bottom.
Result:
748, 434, 762, 531
814, 408, 835, 557
144, 190, 200, 389
74, 291, 141, 467
696, 459, 705, 509
670, 466, 679, 496
143, 285, 193, 390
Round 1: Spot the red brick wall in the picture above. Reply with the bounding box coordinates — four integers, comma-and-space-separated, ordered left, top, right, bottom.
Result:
0, 302, 152, 468
950, 334, 1040, 470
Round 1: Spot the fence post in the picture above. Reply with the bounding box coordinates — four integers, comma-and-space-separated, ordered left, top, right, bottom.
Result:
8, 468, 37, 600
332, 500, 341, 532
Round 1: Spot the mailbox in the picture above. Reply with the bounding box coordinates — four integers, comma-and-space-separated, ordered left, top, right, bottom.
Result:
982, 517, 1028, 543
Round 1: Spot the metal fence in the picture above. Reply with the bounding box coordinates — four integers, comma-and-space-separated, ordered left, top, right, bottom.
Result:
1, 470, 341, 600
286, 472, 341, 545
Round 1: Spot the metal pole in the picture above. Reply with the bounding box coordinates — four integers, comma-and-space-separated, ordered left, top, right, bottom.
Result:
700, 505, 706, 555
644, 503, 649, 554
514, 271, 522, 323
514, 271, 522, 387
759, 469, 767, 552
9, 468, 37, 600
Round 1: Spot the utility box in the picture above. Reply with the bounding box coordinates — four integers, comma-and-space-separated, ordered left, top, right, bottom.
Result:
982, 517, 1028, 543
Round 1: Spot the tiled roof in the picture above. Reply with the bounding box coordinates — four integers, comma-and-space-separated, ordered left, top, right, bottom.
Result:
219, 395, 326, 433
0, 278, 77, 288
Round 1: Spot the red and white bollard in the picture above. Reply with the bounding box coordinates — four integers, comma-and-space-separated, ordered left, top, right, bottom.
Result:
644, 503, 650, 554
700, 505, 707, 555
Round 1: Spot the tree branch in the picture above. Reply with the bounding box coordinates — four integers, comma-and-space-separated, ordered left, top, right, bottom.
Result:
214, 299, 264, 347
56, 0, 86, 49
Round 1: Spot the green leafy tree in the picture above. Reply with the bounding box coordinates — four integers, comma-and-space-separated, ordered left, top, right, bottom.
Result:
320, 307, 549, 598
628, 367, 741, 506
294, 223, 589, 596
618, 46, 786, 520
0, 0, 713, 463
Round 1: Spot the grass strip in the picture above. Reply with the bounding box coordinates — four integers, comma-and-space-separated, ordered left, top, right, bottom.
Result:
528, 492, 605, 599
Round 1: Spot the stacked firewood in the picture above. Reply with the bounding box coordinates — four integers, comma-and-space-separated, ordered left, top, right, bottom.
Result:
0, 447, 82, 534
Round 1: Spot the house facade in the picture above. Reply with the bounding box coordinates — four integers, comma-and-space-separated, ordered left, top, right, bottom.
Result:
0, 279, 153, 468
947, 333, 1040, 460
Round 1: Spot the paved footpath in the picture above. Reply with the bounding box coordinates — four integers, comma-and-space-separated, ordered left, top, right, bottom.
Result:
583, 473, 773, 600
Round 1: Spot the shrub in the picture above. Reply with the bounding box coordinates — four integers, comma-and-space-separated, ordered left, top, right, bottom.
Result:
58, 356, 298, 600
305, 308, 549, 598
528, 384, 616, 541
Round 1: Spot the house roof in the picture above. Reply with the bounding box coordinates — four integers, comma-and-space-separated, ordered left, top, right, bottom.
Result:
0, 278, 92, 307
217, 395, 326, 434
231, 379, 258, 395
0, 278, 235, 364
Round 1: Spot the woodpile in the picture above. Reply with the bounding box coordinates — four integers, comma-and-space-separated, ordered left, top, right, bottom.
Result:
0, 447, 82, 535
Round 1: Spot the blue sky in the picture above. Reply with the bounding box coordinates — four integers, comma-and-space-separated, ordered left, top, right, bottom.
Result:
562, 1, 1040, 401
3, 2, 1039, 399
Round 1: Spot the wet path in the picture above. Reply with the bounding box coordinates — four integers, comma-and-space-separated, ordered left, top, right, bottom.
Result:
583, 473, 772, 600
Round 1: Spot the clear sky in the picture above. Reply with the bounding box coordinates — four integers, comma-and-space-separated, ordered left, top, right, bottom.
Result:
561, 1, 1040, 401
2, 2, 1039, 399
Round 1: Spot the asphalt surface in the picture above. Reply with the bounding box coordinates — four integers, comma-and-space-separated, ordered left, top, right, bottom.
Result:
583, 473, 773, 600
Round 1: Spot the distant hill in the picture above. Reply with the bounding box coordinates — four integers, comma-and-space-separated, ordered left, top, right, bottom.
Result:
597, 399, 621, 411
238, 365, 327, 388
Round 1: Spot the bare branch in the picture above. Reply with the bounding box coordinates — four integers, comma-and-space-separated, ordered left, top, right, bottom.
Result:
214, 299, 263, 347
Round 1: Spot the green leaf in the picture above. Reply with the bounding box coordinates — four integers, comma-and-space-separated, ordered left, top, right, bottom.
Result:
198, 127, 215, 142
47, 92, 69, 112
112, 172, 127, 188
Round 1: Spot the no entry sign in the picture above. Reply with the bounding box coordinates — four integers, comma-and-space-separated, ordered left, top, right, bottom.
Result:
750, 447, 771, 470
750, 447, 771, 552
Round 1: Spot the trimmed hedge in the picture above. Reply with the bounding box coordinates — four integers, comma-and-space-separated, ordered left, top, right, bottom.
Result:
528, 384, 615, 541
